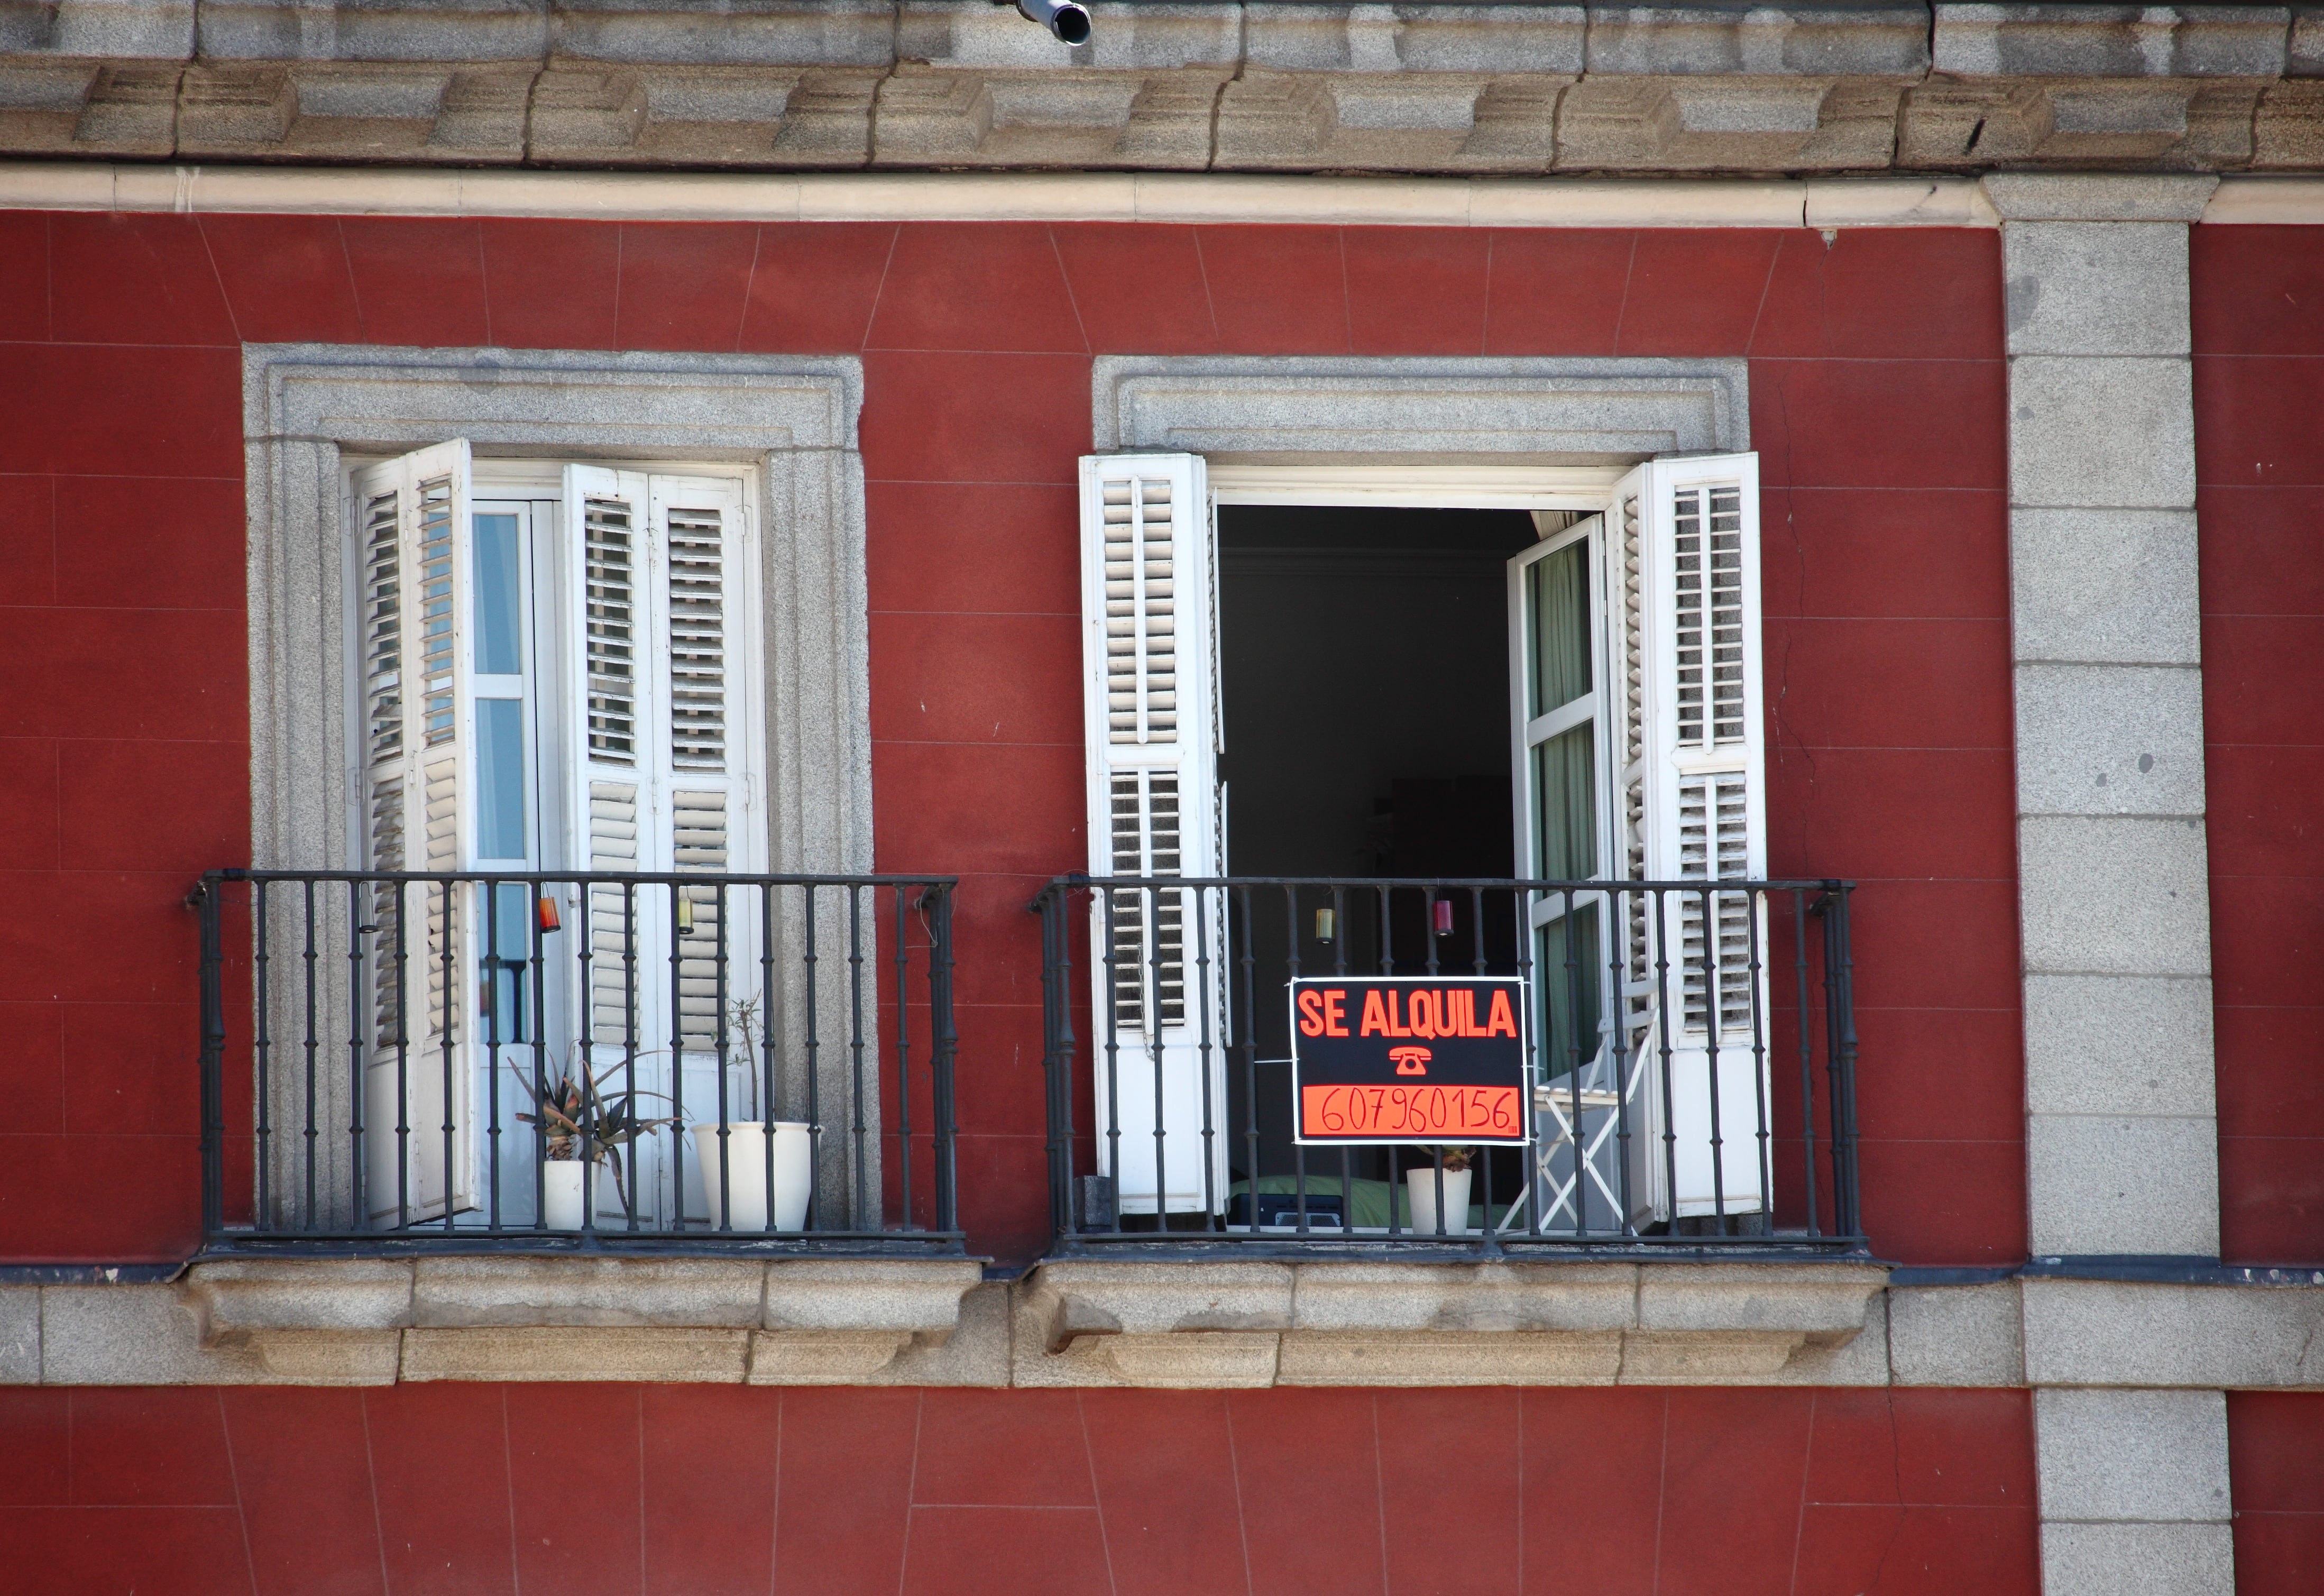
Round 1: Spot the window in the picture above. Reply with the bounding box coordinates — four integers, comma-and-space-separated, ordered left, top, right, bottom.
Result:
350, 441, 764, 1225
1074, 450, 1768, 1230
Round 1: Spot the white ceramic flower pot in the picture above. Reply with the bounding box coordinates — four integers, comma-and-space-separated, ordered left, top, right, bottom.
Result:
690, 1121, 813, 1232
542, 1160, 589, 1230
1404, 1166, 1474, 1235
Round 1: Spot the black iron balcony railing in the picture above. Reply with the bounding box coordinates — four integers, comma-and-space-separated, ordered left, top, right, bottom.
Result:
1034, 875, 1862, 1255
194, 869, 960, 1253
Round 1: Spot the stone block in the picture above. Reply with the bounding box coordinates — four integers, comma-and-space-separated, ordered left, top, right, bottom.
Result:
530, 64, 880, 166
2010, 509, 2200, 666
25, 0, 196, 59
1632, 1262, 1887, 1338
37, 1285, 399, 1384
1888, 1281, 2025, 1386
2026, 1113, 2222, 1256
2009, 356, 2194, 510
2013, 664, 2206, 818
400, 1326, 751, 1380
2017, 815, 2211, 976
1615, 1329, 1824, 1382
1095, 1332, 1284, 1387
1983, 170, 2221, 221
874, 67, 1219, 169
760, 1259, 982, 1334
1276, 1329, 1622, 1386
2024, 974, 2216, 1118
2003, 221, 2191, 356
175, 62, 533, 161
177, 63, 298, 148
412, 1256, 766, 1327
2035, 1387, 2230, 1523
2043, 1522, 2235, 1596
746, 1331, 915, 1383
1933, 5, 2290, 79
1585, 4, 1930, 78
2298, 6, 2324, 76
185, 1259, 415, 1336
70, 61, 181, 153
0, 62, 105, 155
1018, 1261, 1294, 1353
1243, 3, 1585, 76
1216, 70, 1564, 174
1554, 74, 1899, 170
857, 1278, 1013, 1386
0, 1287, 39, 1382
195, 0, 552, 63
43, 1286, 232, 1384
1289, 1262, 1636, 1334
556, 0, 895, 68
1903, 80, 2256, 170
2255, 78, 2324, 166
896, 0, 1239, 72
1009, 1295, 1280, 1387
2023, 1278, 2324, 1388
430, 69, 534, 154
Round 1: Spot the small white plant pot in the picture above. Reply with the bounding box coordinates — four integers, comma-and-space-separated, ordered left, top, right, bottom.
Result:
1404, 1166, 1475, 1236
541, 1160, 590, 1231
690, 1121, 814, 1232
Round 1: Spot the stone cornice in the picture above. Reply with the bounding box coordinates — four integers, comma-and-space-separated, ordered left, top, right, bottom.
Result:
1, 4, 2321, 175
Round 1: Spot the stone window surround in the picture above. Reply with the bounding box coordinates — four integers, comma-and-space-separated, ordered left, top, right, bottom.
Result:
241, 342, 902, 1249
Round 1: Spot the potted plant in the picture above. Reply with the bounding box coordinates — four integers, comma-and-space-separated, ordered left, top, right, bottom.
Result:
1406, 1145, 1476, 1236
688, 997, 815, 1232
512, 1060, 676, 1230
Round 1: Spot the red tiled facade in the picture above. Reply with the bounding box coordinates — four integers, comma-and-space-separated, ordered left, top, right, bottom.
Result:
3, 208, 2316, 1592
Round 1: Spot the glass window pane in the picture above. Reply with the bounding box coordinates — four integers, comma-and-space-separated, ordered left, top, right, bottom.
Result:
1527, 539, 1592, 717
1532, 723, 1596, 880
1537, 902, 1603, 1084
473, 513, 522, 675
477, 696, 527, 860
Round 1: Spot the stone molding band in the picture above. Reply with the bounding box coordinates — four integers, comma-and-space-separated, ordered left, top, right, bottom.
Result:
10, 163, 2324, 226
0, 1259, 2317, 1391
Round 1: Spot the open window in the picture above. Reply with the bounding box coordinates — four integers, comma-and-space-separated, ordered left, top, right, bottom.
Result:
1074, 451, 1768, 1235
351, 442, 765, 1230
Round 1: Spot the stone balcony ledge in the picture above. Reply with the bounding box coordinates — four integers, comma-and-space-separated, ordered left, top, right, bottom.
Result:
168, 1255, 986, 1384
1011, 1258, 1893, 1388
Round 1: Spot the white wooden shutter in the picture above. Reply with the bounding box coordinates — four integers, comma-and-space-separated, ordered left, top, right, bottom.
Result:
1079, 453, 1228, 1214
650, 475, 763, 1185
566, 468, 765, 1220
1613, 453, 1770, 1221
566, 465, 656, 1076
359, 440, 478, 1225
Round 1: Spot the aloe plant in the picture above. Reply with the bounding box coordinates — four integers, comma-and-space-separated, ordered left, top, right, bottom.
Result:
507, 1057, 678, 1213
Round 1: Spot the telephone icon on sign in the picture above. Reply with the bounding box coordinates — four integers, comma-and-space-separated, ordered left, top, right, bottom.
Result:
1389, 1047, 1431, 1076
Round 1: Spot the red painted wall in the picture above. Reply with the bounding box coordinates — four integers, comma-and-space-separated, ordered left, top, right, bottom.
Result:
0, 1383, 2036, 1595
2231, 1391, 2324, 1594
0, 214, 2018, 1266
2192, 226, 2324, 1265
